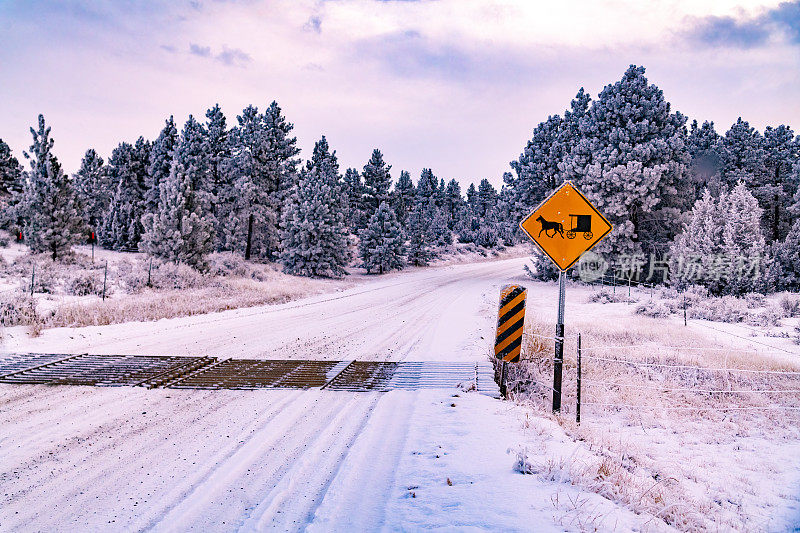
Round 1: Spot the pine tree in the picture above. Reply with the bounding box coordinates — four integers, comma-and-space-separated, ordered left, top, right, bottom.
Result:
361, 149, 393, 221
73, 149, 110, 228
263, 101, 301, 239
417, 168, 439, 203
686, 120, 723, 197
226, 102, 299, 259
0, 138, 23, 198
280, 136, 350, 278
405, 203, 434, 266
141, 117, 215, 269
101, 137, 151, 250
466, 182, 478, 209
19, 115, 83, 259
476, 179, 498, 218
392, 170, 415, 225
146, 116, 178, 215
0, 138, 24, 229
444, 179, 463, 228
670, 184, 765, 294
343, 167, 366, 230
669, 189, 720, 289
719, 118, 768, 189
359, 201, 405, 274
562, 65, 690, 258
720, 181, 765, 294
762, 124, 798, 241
768, 219, 800, 291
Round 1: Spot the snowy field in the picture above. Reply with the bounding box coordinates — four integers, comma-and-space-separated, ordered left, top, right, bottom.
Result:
2, 257, 800, 531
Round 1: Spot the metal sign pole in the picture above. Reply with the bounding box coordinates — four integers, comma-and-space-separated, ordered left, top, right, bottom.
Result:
553, 269, 565, 413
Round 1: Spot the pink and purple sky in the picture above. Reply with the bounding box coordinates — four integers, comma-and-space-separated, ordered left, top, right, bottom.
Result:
2, 0, 799, 187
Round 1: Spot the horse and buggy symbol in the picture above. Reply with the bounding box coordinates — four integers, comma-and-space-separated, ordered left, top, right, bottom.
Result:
536, 214, 593, 240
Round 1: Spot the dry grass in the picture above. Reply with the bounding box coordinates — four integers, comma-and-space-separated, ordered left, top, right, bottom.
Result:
3, 273, 351, 330
505, 313, 800, 531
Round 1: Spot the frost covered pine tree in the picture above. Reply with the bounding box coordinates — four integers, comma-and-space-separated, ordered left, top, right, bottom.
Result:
670, 183, 765, 294
405, 202, 434, 266
0, 137, 24, 229
19, 115, 84, 259
669, 189, 721, 290
392, 170, 415, 225
768, 219, 800, 291
73, 148, 110, 228
358, 201, 405, 274
101, 137, 151, 250
141, 116, 215, 270
361, 149, 392, 222
225, 102, 299, 259
562, 65, 690, 259
280, 136, 350, 278
145, 116, 178, 216
343, 167, 366, 230
720, 181, 766, 294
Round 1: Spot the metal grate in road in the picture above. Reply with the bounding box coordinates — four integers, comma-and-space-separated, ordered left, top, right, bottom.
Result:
0, 353, 211, 387
0, 353, 499, 394
166, 359, 340, 390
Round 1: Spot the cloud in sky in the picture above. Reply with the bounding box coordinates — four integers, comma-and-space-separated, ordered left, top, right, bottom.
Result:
1, 0, 798, 188
685, 0, 800, 48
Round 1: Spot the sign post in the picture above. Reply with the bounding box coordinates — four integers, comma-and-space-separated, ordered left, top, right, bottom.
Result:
519, 181, 612, 413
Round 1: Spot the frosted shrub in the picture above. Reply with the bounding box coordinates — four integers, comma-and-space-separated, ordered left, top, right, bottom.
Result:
206, 252, 250, 277
65, 271, 102, 296
746, 306, 782, 327
778, 294, 800, 317
150, 261, 206, 290
634, 301, 672, 318
689, 295, 749, 323
118, 259, 148, 294
0, 236, 8, 247
589, 288, 631, 304
0, 294, 39, 327
744, 293, 766, 309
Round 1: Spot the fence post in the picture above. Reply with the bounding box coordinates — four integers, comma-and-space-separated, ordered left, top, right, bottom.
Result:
500, 360, 508, 398
102, 262, 108, 301
576, 332, 582, 424
30, 265, 35, 297
628, 278, 631, 301
147, 258, 153, 288
612, 275, 616, 295
683, 293, 687, 326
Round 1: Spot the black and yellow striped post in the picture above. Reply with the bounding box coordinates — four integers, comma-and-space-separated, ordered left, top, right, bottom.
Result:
495, 285, 527, 362
495, 285, 526, 397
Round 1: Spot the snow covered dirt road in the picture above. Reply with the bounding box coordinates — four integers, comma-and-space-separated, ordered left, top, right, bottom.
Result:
0, 258, 654, 531
2, 258, 531, 361
0, 385, 646, 532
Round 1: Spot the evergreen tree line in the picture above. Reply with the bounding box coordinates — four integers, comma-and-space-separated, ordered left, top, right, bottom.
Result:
504, 65, 800, 294
0, 104, 509, 276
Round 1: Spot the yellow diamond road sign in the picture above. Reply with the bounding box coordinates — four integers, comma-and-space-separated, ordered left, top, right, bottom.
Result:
519, 181, 613, 271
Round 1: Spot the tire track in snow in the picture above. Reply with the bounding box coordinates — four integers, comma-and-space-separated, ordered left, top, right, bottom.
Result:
143, 393, 372, 530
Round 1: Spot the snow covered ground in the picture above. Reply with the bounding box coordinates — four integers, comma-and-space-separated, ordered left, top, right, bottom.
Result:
2, 256, 800, 531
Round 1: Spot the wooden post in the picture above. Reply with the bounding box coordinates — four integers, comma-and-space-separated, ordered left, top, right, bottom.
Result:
244, 213, 254, 261
30, 265, 35, 297
102, 262, 108, 301
683, 293, 687, 326
147, 258, 153, 288
500, 360, 508, 398
576, 332, 582, 424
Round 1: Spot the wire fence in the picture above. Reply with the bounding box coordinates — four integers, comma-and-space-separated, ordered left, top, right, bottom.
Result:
506, 329, 800, 419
